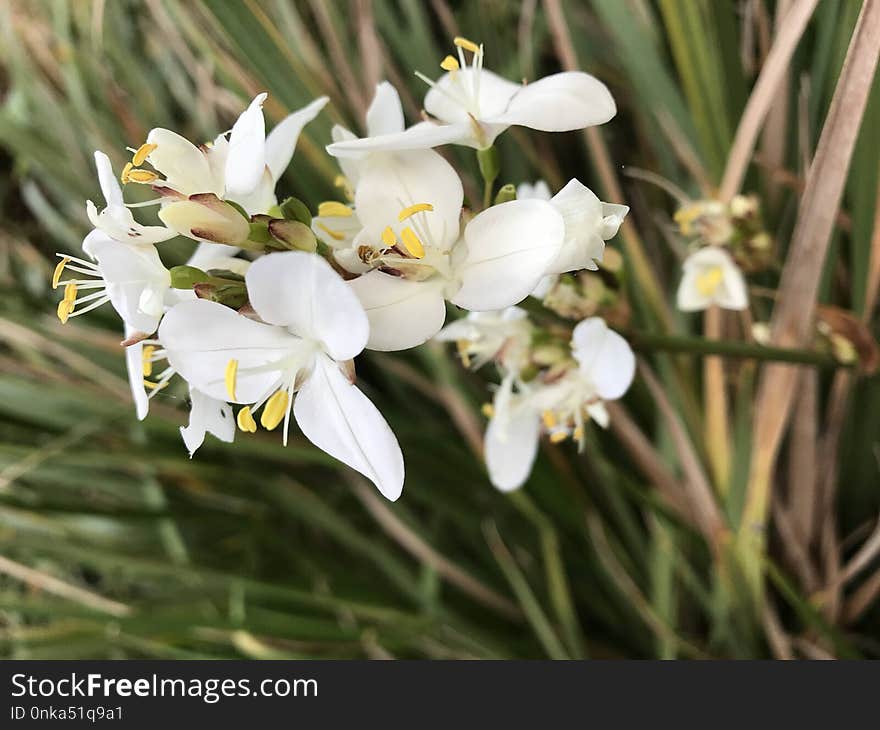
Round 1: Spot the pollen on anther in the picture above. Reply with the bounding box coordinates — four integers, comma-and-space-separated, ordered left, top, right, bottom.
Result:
549, 430, 568, 444
381, 227, 397, 248
261, 390, 289, 430
132, 143, 157, 166
120, 162, 133, 184
63, 282, 78, 303
541, 410, 557, 429
142, 345, 156, 377
316, 222, 346, 241
127, 169, 159, 184
52, 257, 70, 289
398, 203, 434, 222
237, 406, 257, 433
440, 55, 460, 72
225, 359, 238, 401
400, 227, 425, 259
453, 36, 481, 54
56, 299, 73, 324
317, 201, 353, 218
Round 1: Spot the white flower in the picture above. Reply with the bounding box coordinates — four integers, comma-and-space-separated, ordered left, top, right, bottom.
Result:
517, 180, 552, 201
327, 37, 615, 156
158, 251, 404, 499
326, 148, 564, 351
435, 307, 531, 372
180, 387, 235, 457
676, 246, 748, 312
484, 317, 634, 492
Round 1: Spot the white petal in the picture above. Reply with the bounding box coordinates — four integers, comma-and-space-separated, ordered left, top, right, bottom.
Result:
571, 317, 635, 400
185, 242, 242, 269
484, 401, 541, 492
677, 247, 749, 312
366, 82, 404, 136
424, 68, 521, 124
517, 180, 552, 201
353, 148, 463, 250
600, 203, 629, 239
180, 388, 235, 457
225, 93, 267, 197
312, 210, 362, 250
451, 199, 565, 310
546, 179, 605, 274
228, 167, 276, 215
488, 72, 616, 131
124, 328, 149, 421
146, 128, 218, 195
265, 96, 329, 182
676, 268, 710, 312
294, 353, 404, 500
326, 120, 474, 157
246, 251, 368, 360
530, 274, 558, 299
93, 151, 124, 208
89, 203, 177, 246
159, 299, 296, 403
348, 271, 447, 351
329, 125, 364, 184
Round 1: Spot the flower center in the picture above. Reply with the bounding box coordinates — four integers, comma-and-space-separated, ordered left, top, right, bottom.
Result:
52, 254, 110, 323
415, 36, 485, 120
695, 266, 724, 297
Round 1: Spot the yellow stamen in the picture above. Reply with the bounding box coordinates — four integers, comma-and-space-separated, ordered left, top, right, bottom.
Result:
56, 299, 74, 324
237, 406, 257, 433
695, 266, 724, 297
481, 403, 494, 418
317, 201, 353, 218
260, 390, 289, 430
542, 410, 557, 429
381, 226, 397, 248
63, 282, 78, 303
225, 359, 238, 401
120, 162, 133, 184
549, 430, 568, 444
143, 379, 168, 391
316, 222, 345, 241
142, 345, 155, 377
440, 55, 460, 72
573, 426, 584, 441
52, 257, 69, 289
398, 203, 434, 221
456, 340, 471, 368
126, 168, 159, 184
334, 175, 354, 200
453, 36, 481, 54
132, 142, 157, 166
400, 227, 425, 258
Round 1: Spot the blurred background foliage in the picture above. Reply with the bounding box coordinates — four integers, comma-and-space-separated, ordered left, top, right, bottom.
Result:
0, 0, 877, 659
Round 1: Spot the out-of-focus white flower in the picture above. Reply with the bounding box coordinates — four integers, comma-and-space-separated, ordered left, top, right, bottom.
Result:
517, 180, 552, 201
327, 37, 615, 156
324, 149, 563, 351
484, 317, 634, 492
676, 246, 748, 312
159, 251, 404, 499
435, 307, 532, 373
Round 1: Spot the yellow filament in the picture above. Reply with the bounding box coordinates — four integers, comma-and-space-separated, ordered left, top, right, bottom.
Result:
132, 142, 157, 166
143, 379, 167, 391
317, 201, 353, 218
400, 227, 425, 259
695, 266, 724, 297
541, 410, 557, 429
316, 222, 345, 241
52, 257, 69, 289
56, 299, 73, 324
142, 345, 155, 377
453, 36, 480, 53
456, 340, 471, 368
481, 403, 494, 418
260, 390, 289, 430
381, 226, 397, 248
237, 406, 257, 433
398, 203, 434, 221
549, 430, 568, 444
127, 168, 159, 184
63, 282, 78, 303
440, 55, 460, 72
120, 162, 133, 184
224, 359, 238, 401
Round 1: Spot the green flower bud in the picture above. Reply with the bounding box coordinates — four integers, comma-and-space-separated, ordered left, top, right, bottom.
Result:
169, 265, 210, 290
280, 196, 312, 226
494, 183, 517, 205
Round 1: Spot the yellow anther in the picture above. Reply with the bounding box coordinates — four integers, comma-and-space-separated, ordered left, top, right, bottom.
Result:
673, 205, 703, 236
224, 359, 238, 401
398, 203, 434, 222
63, 282, 78, 303
143, 379, 168, 391
541, 410, 557, 429
695, 266, 724, 297
440, 55, 460, 72
481, 403, 495, 418
453, 36, 481, 54
142, 345, 155, 377
56, 299, 74, 324
334, 175, 354, 200
549, 430, 568, 444
120, 162, 133, 184
132, 143, 157, 166
316, 222, 345, 241
126, 168, 159, 184
317, 201, 353, 218
456, 340, 472, 368
52, 257, 69, 289
573, 426, 584, 441
260, 390, 289, 430
237, 406, 257, 433
400, 227, 425, 259
381, 226, 397, 248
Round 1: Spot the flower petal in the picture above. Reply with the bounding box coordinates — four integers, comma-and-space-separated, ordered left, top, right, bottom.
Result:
484, 400, 541, 492
265, 96, 329, 182
246, 251, 368, 360
146, 128, 217, 195
326, 120, 474, 157
180, 387, 235, 457
546, 179, 605, 274
571, 317, 635, 400
517, 180, 552, 201
224, 93, 267, 197
159, 299, 295, 403
366, 82, 405, 136
348, 271, 447, 351
452, 199, 564, 310
601, 203, 629, 239
94, 151, 124, 208
294, 353, 404, 500
488, 71, 616, 131
424, 68, 521, 125
124, 327, 149, 421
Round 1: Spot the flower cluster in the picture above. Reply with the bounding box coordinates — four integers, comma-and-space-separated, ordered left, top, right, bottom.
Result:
52, 37, 636, 499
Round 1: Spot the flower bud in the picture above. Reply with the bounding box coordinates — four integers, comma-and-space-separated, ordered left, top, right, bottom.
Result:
494, 183, 517, 205
279, 196, 312, 226
477, 145, 499, 184
193, 280, 248, 310
268, 219, 318, 252
159, 193, 250, 245
169, 265, 211, 289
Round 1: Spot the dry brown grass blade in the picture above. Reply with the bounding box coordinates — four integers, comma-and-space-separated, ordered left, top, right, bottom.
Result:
308, 0, 368, 118
786, 368, 818, 547
703, 306, 730, 494
355, 0, 382, 92
740, 0, 880, 582
718, 0, 819, 201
